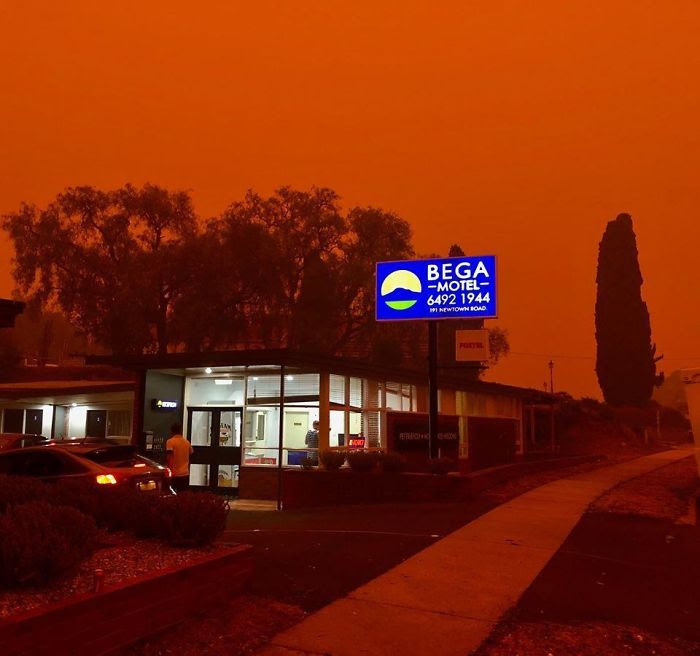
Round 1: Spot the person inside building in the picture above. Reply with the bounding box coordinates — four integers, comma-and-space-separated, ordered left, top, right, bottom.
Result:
165, 422, 193, 492
305, 420, 320, 465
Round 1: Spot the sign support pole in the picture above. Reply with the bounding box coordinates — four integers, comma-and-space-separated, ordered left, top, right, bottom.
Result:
277, 365, 285, 511
428, 321, 438, 459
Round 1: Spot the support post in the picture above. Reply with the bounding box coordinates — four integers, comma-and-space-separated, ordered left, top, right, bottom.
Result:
132, 370, 146, 449
277, 366, 286, 511
50, 404, 57, 441
318, 371, 330, 452
428, 321, 438, 459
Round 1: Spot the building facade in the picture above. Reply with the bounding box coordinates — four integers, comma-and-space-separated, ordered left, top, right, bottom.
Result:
90, 350, 553, 493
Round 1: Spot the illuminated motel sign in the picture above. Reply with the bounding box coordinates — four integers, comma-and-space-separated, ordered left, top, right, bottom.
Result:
375, 255, 497, 321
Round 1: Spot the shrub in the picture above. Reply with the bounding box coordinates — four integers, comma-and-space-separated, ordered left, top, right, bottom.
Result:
429, 457, 455, 475
0, 501, 98, 587
346, 450, 378, 472
319, 449, 346, 471
53, 480, 156, 534
0, 475, 49, 514
380, 451, 406, 473
159, 491, 228, 547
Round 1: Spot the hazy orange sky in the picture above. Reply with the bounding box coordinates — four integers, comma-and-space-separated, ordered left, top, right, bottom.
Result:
1, 2, 699, 398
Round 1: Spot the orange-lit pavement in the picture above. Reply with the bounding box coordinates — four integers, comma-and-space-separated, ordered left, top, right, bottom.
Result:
257, 446, 694, 656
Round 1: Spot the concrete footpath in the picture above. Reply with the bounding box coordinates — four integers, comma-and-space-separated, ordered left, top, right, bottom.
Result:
258, 447, 694, 656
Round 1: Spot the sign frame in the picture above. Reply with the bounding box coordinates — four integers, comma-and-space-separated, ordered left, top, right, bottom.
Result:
375, 255, 498, 322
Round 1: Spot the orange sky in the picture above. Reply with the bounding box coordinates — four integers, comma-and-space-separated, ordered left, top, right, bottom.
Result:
1, 1, 699, 398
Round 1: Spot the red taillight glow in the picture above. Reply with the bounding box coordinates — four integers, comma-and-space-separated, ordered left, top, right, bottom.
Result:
164, 467, 172, 478
96, 474, 118, 485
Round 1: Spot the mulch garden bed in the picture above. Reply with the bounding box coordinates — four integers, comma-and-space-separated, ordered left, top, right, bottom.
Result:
0, 531, 232, 620
476, 456, 700, 656
478, 620, 699, 656
591, 455, 699, 521
115, 595, 305, 656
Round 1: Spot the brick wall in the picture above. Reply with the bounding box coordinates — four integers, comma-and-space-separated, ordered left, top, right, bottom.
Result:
0, 545, 253, 656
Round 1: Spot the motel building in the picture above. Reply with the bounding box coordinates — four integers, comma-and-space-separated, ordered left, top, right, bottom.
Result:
88, 350, 555, 496
0, 368, 134, 442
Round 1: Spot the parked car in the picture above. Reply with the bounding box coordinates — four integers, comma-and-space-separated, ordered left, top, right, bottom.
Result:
0, 433, 52, 451
0, 443, 173, 493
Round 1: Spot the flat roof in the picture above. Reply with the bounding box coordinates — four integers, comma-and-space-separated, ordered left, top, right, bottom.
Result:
88, 349, 554, 402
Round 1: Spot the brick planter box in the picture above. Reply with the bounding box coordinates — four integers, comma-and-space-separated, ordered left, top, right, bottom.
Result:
239, 454, 603, 509
0, 544, 253, 656
281, 469, 471, 509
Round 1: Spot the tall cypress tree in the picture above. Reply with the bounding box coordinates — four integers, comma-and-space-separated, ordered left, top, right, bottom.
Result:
595, 213, 662, 405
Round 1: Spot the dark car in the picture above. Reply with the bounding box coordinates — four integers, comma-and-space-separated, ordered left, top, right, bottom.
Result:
0, 433, 52, 451
0, 443, 173, 493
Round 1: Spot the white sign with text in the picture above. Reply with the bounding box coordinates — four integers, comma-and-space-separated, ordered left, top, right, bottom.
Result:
455, 329, 491, 362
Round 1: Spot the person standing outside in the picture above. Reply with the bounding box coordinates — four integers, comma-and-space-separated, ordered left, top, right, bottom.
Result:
165, 422, 193, 492
305, 420, 320, 465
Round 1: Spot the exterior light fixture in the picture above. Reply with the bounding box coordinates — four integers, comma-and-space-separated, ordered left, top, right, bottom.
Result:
71, 403, 77, 407
205, 367, 213, 374
286, 375, 294, 381
214, 379, 233, 385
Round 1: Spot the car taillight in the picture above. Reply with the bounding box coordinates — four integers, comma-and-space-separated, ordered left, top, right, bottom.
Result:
96, 474, 117, 485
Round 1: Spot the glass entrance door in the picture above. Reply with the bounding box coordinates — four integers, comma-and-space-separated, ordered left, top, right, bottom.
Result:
187, 407, 242, 491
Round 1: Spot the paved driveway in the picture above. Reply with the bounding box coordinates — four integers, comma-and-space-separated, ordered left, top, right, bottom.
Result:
223, 498, 497, 611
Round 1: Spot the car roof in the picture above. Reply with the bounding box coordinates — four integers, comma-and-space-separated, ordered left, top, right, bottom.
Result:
52, 442, 135, 453
0, 433, 46, 438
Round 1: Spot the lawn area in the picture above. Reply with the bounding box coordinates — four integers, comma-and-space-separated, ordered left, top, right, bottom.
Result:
476, 456, 700, 656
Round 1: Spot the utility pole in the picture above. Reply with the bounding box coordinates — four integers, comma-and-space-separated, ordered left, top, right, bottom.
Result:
548, 359, 554, 394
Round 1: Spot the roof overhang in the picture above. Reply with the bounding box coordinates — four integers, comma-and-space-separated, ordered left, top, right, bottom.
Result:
0, 380, 134, 403
88, 349, 555, 402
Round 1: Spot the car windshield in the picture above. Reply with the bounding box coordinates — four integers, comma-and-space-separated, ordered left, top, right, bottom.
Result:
81, 445, 140, 466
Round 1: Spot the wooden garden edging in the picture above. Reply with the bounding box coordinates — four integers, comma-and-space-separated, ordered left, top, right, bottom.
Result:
0, 544, 253, 656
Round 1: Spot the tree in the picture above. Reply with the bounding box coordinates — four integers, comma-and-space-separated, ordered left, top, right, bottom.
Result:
211, 189, 416, 355
595, 213, 662, 405
3, 184, 197, 355
11, 305, 91, 365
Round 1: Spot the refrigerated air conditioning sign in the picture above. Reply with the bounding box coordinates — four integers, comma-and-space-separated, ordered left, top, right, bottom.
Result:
376, 255, 497, 321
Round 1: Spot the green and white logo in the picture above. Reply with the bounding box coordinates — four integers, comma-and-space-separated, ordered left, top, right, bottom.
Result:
380, 269, 422, 310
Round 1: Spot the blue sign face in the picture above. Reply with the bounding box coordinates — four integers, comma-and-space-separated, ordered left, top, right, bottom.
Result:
376, 255, 497, 321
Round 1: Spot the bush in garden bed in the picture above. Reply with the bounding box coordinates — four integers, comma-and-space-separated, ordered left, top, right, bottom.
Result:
346, 450, 378, 472
159, 491, 228, 547
0, 475, 227, 548
55, 484, 228, 547
0, 501, 98, 587
379, 451, 407, 473
319, 449, 346, 471
0, 475, 49, 513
